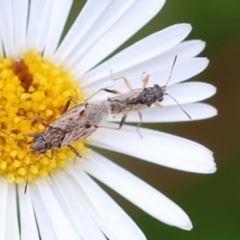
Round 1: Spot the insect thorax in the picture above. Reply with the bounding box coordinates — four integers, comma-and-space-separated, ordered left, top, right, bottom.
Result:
30, 127, 66, 153
129, 85, 164, 107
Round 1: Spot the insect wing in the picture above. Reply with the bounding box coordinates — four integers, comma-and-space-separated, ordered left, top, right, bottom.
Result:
109, 88, 143, 102
61, 125, 97, 146
51, 103, 86, 129
108, 88, 148, 115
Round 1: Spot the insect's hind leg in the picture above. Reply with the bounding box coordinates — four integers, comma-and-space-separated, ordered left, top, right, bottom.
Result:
84, 88, 122, 101
67, 145, 82, 158
61, 98, 78, 115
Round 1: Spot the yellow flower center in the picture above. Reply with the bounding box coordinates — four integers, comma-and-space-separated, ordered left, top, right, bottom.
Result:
0, 50, 87, 184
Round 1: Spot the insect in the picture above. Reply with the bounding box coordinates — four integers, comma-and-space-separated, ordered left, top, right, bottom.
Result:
86, 56, 191, 136
23, 99, 106, 192
25, 100, 104, 158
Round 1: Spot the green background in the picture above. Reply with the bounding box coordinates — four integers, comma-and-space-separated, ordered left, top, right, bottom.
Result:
69, 1, 240, 239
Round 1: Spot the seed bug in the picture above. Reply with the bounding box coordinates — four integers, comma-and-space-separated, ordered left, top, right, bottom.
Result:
23, 99, 106, 193
86, 56, 191, 136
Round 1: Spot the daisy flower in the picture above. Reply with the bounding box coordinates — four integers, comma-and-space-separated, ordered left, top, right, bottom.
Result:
0, 0, 217, 239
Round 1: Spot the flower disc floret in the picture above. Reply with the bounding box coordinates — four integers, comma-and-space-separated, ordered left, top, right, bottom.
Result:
0, 50, 87, 184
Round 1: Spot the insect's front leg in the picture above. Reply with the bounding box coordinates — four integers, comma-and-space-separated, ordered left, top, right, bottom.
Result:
34, 114, 48, 127
110, 71, 133, 90
142, 73, 150, 88
154, 101, 162, 108
24, 132, 37, 138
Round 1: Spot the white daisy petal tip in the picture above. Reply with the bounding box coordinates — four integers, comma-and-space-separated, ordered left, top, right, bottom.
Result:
178, 23, 192, 32
181, 220, 193, 231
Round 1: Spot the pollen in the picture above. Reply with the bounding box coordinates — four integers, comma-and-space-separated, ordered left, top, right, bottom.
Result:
0, 50, 87, 184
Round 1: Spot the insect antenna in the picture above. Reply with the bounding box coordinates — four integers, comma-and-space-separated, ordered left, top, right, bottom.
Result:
164, 93, 191, 119
163, 55, 191, 119
164, 55, 177, 88
24, 151, 35, 194
0, 129, 17, 141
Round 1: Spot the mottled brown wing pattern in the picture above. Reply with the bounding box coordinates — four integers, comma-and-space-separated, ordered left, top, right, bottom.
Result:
108, 88, 143, 102
61, 125, 97, 146
51, 103, 86, 129
108, 88, 148, 115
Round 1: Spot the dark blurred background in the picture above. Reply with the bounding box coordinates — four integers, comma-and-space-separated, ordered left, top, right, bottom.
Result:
69, 1, 240, 239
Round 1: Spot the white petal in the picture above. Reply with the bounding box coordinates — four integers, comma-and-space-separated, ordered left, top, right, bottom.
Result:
18, 185, 39, 240
53, 0, 112, 63
30, 184, 58, 240
43, 0, 73, 59
74, 0, 166, 76
0, 179, 7, 239
0, 0, 15, 58
26, 0, 49, 50
56, 170, 117, 240
122, 57, 209, 88
34, 179, 81, 240
83, 39, 206, 90
107, 103, 217, 122
51, 171, 107, 240
6, 184, 19, 240
83, 58, 209, 96
12, 0, 28, 57
81, 151, 192, 230
68, 166, 146, 240
83, 24, 192, 86
0, 36, 3, 56
163, 82, 217, 106
88, 124, 216, 173
169, 39, 206, 59
55, 0, 135, 68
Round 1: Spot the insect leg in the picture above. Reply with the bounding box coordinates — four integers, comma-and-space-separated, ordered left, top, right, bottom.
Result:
98, 114, 128, 130
34, 114, 49, 127
61, 98, 78, 115
137, 111, 143, 138
67, 145, 82, 158
85, 88, 122, 101
24, 132, 37, 138
110, 71, 132, 90
50, 149, 55, 159
118, 114, 128, 130
142, 73, 150, 88
154, 101, 162, 108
